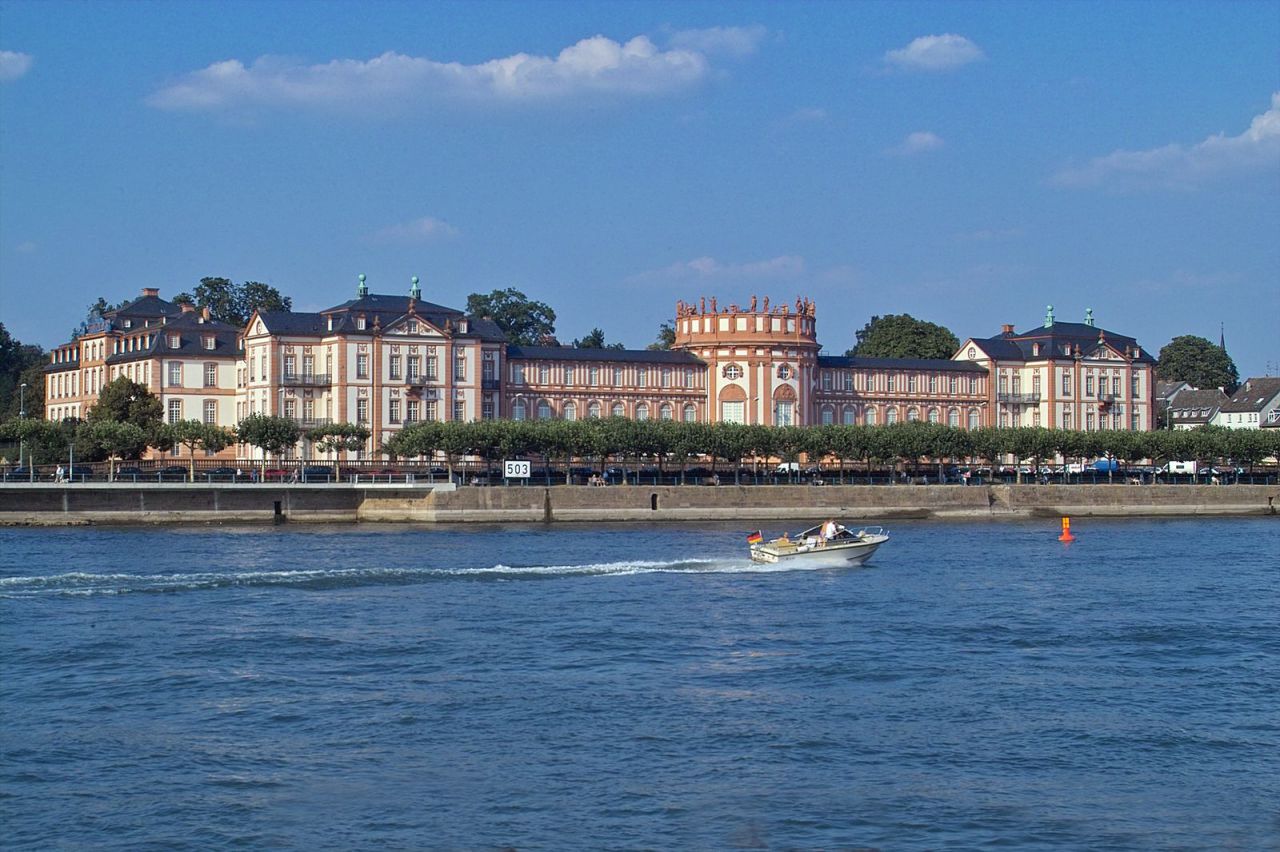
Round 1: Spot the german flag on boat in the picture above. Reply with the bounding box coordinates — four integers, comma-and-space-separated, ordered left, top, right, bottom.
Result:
747, 531, 763, 544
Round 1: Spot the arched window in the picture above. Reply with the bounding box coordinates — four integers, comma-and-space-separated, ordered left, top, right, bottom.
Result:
722, 363, 743, 380
843, 405, 857, 425
536, 399, 552, 420
563, 401, 577, 421
635, 402, 650, 421
821, 406, 835, 425
866, 407, 878, 426
906, 407, 919, 422
611, 402, 625, 418
968, 409, 980, 429
948, 408, 960, 427
683, 404, 698, 422
659, 403, 673, 420
587, 401, 602, 419
886, 407, 898, 425
777, 364, 793, 380
928, 407, 940, 424
512, 399, 527, 421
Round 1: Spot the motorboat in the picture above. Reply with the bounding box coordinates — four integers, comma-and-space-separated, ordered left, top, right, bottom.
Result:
749, 523, 889, 567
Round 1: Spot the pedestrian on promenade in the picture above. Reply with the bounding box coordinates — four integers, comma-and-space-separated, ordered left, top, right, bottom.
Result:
56, 464, 65, 483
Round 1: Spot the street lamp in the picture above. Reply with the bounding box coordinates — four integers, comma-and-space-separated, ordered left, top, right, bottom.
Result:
18, 382, 29, 480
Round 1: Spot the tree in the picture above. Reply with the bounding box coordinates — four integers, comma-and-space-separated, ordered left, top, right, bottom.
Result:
308, 422, 371, 458
0, 323, 47, 421
163, 420, 234, 480
647, 321, 676, 351
1157, 335, 1239, 394
82, 421, 149, 481
172, 277, 293, 328
236, 414, 300, 474
571, 328, 626, 350
87, 378, 163, 432
846, 314, 960, 360
465, 288, 557, 346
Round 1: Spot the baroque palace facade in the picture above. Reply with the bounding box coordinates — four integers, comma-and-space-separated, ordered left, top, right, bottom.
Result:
43, 278, 1158, 458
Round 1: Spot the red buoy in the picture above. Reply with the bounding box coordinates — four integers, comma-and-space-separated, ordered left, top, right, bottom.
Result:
1058, 516, 1075, 542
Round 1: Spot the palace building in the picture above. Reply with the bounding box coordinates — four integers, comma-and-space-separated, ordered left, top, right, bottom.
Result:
43, 278, 1159, 459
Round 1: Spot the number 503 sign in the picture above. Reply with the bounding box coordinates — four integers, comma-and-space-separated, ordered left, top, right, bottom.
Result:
504, 460, 531, 479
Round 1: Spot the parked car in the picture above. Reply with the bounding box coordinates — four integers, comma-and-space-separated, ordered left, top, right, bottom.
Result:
114, 466, 145, 481
3, 466, 40, 481
299, 465, 335, 482
62, 465, 94, 482
202, 466, 243, 482
156, 465, 189, 481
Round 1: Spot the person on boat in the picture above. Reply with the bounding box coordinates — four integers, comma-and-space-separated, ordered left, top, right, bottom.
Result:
822, 519, 838, 540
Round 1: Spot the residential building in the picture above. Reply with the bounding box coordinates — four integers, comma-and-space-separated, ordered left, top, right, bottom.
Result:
1213, 377, 1280, 430
1165, 387, 1229, 430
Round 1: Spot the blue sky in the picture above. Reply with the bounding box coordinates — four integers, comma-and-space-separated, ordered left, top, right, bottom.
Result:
2, 0, 1277, 376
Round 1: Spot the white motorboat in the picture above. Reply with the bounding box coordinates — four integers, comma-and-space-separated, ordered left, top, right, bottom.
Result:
748, 523, 889, 567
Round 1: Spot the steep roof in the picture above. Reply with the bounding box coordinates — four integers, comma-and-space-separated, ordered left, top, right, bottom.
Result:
508, 345, 704, 365
257, 311, 327, 335
1168, 388, 1229, 410
1220, 377, 1280, 413
318, 294, 507, 341
104, 312, 242, 364
969, 321, 1155, 363
820, 355, 986, 373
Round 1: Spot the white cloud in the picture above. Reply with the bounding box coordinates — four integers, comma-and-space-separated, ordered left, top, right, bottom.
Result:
884, 34, 984, 71
667, 25, 767, 58
889, 131, 944, 155
367, 216, 459, 244
1053, 92, 1280, 190
634, 255, 807, 282
0, 51, 34, 82
147, 33, 750, 112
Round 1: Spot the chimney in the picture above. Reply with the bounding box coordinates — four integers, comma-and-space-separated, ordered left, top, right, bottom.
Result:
201, 306, 211, 322
1001, 323, 1015, 335
141, 287, 160, 298
181, 303, 195, 314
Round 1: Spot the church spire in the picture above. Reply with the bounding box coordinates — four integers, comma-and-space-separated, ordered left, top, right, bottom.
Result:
1219, 322, 1227, 351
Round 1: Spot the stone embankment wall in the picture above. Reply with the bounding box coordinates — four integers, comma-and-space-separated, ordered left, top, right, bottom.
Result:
1, 484, 1277, 526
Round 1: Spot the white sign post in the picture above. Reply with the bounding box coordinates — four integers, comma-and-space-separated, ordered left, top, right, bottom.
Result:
504, 460, 531, 482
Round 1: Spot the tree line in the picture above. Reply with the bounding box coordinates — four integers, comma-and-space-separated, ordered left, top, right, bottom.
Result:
6, 377, 1274, 483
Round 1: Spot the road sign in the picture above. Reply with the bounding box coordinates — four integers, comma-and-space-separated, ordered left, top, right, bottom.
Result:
504, 460, 531, 479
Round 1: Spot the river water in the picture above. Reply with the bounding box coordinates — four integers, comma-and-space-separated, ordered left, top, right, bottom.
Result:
2, 518, 1277, 850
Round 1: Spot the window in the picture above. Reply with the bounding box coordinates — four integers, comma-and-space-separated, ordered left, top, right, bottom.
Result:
683, 404, 697, 423
303, 399, 314, 423
822, 372, 832, 391
928, 408, 939, 424
659, 403, 672, 421
424, 401, 437, 421
907, 407, 919, 422
721, 400, 745, 424
203, 400, 217, 424
482, 397, 495, 420
723, 364, 743, 380
775, 401, 793, 426
886, 374, 896, 392
203, 336, 215, 350
356, 399, 369, 423
590, 366, 600, 386
204, 363, 217, 388
512, 364, 525, 384
357, 354, 369, 379
613, 367, 624, 386
949, 408, 960, 427
685, 368, 697, 388
778, 364, 792, 380
455, 352, 466, 381
1063, 409, 1073, 430
1085, 374, 1095, 396
284, 399, 296, 419
1032, 410, 1041, 427
482, 359, 495, 382
564, 401, 577, 421
565, 366, 575, 385
968, 409, 980, 429
635, 402, 649, 421
1033, 373, 1041, 396
427, 351, 438, 381
407, 355, 420, 382
661, 368, 671, 388
866, 408, 878, 426
512, 399, 527, 420
611, 402, 625, 418
168, 362, 182, 387
356, 316, 366, 331
908, 375, 918, 393
1112, 376, 1121, 396
453, 401, 465, 422
929, 375, 938, 394
1086, 411, 1095, 431
538, 365, 550, 384
1131, 375, 1141, 399
588, 401, 602, 419
821, 406, 835, 426
537, 400, 552, 420
168, 399, 182, 423
390, 355, 402, 380
1062, 372, 1072, 395
969, 377, 978, 394
389, 399, 401, 423
168, 334, 180, 348
949, 376, 958, 394
303, 354, 314, 377
886, 407, 897, 424
284, 355, 296, 378
638, 368, 648, 388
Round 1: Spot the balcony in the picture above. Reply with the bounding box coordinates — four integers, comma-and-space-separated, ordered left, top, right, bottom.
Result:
997, 392, 1041, 404
290, 417, 333, 429
280, 373, 332, 387
482, 378, 501, 391
1098, 393, 1119, 405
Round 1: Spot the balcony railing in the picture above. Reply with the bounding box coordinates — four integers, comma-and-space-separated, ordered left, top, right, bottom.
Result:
280, 373, 332, 386
1098, 393, 1119, 404
290, 417, 332, 429
997, 392, 1041, 404
482, 378, 501, 391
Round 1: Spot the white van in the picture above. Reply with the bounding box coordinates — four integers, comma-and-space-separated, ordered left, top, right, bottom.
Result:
1160, 461, 1198, 475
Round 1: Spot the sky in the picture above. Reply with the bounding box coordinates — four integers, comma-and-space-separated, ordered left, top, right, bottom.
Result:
1, 0, 1277, 377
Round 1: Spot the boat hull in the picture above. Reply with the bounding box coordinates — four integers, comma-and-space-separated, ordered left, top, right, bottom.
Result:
749, 534, 888, 568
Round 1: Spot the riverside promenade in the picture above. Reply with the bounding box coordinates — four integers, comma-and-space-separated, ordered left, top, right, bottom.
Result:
1, 483, 1277, 525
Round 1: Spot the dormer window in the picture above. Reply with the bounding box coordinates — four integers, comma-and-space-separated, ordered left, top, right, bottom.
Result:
1031, 343, 1040, 357
203, 335, 215, 350
327, 316, 334, 332
458, 319, 468, 333
356, 315, 366, 331
123, 319, 132, 329
406, 321, 417, 334
168, 334, 180, 348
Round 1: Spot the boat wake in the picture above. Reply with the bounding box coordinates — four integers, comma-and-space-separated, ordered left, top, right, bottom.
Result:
0, 558, 816, 597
